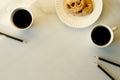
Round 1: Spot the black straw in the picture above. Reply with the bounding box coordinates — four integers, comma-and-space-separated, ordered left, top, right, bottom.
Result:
97, 56, 120, 67
97, 63, 115, 80
0, 32, 24, 43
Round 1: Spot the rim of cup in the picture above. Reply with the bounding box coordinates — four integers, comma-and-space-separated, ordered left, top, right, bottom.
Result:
10, 7, 33, 30
91, 24, 114, 48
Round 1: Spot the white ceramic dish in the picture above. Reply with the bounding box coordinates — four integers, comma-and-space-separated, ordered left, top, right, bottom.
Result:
55, 0, 103, 28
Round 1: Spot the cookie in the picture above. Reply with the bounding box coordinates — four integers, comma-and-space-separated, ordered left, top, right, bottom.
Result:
65, 0, 85, 13
76, 0, 94, 16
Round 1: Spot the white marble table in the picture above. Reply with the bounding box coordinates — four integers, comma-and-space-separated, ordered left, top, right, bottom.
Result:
0, 0, 120, 80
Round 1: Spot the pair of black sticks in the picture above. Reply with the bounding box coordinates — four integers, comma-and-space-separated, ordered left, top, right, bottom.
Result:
0, 32, 25, 43
96, 56, 120, 80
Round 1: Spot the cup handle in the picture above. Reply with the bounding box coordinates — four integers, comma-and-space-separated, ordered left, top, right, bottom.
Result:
6, 0, 35, 13
7, 7, 12, 13
22, 0, 36, 8
112, 26, 118, 32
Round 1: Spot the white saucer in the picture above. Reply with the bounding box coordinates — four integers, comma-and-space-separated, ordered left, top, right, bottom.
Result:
55, 0, 103, 28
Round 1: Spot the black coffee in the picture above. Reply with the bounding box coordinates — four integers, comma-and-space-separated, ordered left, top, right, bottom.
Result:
12, 9, 32, 29
91, 26, 111, 46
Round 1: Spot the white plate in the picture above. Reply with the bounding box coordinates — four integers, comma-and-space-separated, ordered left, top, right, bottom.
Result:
55, 0, 103, 28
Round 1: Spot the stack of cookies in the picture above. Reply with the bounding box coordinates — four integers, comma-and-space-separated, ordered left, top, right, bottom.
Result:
65, 0, 94, 16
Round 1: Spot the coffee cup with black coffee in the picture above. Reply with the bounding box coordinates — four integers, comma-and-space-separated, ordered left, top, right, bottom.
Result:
91, 24, 117, 48
10, 8, 33, 30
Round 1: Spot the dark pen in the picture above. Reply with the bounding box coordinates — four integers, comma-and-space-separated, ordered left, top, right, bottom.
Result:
96, 63, 115, 80
0, 32, 25, 43
95, 56, 120, 68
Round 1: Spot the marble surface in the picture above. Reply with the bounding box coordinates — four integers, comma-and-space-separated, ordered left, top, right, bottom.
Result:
0, 0, 120, 80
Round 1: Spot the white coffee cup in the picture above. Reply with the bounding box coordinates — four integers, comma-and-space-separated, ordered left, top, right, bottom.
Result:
10, 8, 33, 30
90, 24, 117, 48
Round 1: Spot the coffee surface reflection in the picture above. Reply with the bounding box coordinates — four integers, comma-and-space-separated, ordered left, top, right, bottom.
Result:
91, 26, 111, 46
12, 9, 32, 29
